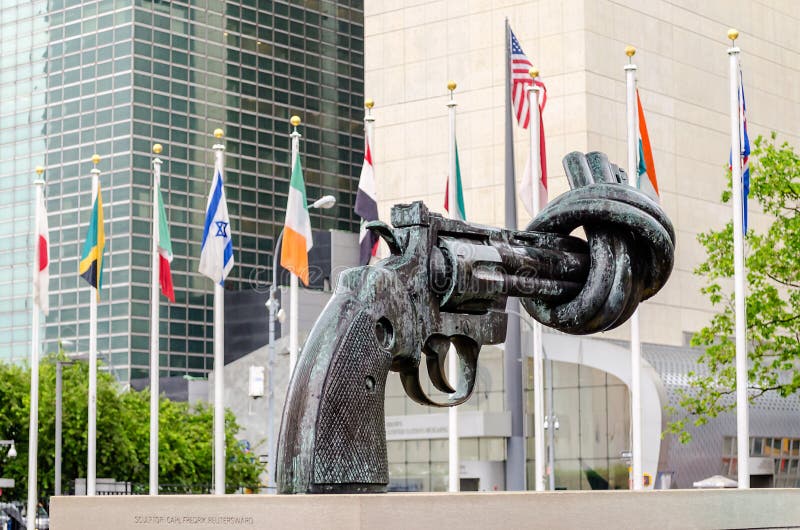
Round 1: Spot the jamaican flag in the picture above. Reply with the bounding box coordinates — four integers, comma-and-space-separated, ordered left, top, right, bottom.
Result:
79, 183, 105, 297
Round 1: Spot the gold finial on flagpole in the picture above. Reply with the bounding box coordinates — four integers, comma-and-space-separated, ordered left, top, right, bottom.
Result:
290, 115, 301, 127
153, 144, 163, 155
447, 80, 457, 92
213, 128, 224, 139
529, 67, 539, 79
35, 166, 45, 185
625, 45, 636, 63
727, 28, 739, 43
91, 154, 101, 166
365, 99, 375, 121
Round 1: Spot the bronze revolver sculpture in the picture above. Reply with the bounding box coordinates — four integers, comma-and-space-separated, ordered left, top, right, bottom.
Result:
276, 152, 675, 493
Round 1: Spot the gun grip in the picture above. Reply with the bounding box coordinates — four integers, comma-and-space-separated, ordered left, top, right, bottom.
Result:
277, 295, 392, 494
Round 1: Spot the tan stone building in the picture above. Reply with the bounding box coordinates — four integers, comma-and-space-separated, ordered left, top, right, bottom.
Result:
365, 0, 800, 346
363, 0, 800, 490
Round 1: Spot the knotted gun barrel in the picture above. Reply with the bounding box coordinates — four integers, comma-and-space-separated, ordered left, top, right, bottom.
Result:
276, 151, 674, 494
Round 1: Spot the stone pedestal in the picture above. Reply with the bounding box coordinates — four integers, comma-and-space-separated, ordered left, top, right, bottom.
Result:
51, 489, 800, 530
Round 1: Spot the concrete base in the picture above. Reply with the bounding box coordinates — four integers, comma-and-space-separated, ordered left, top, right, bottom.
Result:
51, 489, 800, 530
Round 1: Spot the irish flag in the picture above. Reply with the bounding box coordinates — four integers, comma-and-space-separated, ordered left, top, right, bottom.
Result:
34, 188, 49, 315
280, 154, 313, 285
157, 188, 175, 302
637, 89, 659, 201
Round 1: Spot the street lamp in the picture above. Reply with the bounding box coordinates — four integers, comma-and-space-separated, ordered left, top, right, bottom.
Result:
543, 415, 560, 431
0, 440, 16, 459
54, 339, 113, 496
309, 195, 336, 210
265, 195, 335, 492
54, 339, 80, 497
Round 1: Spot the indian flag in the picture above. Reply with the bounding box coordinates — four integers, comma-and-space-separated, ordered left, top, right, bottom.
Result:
157, 188, 175, 302
280, 154, 313, 285
636, 89, 659, 201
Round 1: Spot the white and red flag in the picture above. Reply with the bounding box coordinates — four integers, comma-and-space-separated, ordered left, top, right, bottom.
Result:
34, 190, 49, 315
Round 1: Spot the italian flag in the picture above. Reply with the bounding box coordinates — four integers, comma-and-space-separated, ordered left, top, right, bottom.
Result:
280, 154, 313, 285
157, 188, 175, 302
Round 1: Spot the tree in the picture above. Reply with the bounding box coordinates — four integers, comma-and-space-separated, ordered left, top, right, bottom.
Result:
668, 133, 800, 442
0, 354, 264, 502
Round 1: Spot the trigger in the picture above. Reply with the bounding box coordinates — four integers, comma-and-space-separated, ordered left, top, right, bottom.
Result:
424, 336, 456, 394
449, 336, 480, 405
401, 336, 480, 408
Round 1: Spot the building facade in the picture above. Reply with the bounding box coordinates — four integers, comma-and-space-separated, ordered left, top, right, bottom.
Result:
365, 0, 800, 346
364, 0, 800, 489
0, 0, 365, 381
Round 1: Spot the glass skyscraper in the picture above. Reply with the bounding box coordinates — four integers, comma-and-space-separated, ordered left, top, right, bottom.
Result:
0, 0, 364, 382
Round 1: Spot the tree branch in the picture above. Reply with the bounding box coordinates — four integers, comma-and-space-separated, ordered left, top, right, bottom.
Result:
750, 385, 786, 399
764, 271, 800, 289
753, 313, 800, 328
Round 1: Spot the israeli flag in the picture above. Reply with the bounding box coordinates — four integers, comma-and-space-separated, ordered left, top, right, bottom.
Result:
199, 155, 234, 285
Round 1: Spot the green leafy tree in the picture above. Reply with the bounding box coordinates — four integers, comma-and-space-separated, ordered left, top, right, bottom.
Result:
0, 362, 29, 496
0, 355, 264, 502
668, 133, 800, 441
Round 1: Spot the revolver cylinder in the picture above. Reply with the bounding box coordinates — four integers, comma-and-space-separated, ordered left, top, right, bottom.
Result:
430, 232, 589, 314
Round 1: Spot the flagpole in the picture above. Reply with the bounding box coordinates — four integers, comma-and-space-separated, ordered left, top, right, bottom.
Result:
28, 167, 45, 523
445, 81, 460, 493
288, 116, 302, 375
88, 154, 101, 497
503, 17, 525, 492
149, 144, 163, 496
357, 99, 377, 266
623, 46, 644, 491
525, 69, 546, 492
212, 129, 226, 495
266, 277, 278, 493
727, 29, 749, 489
365, 99, 375, 154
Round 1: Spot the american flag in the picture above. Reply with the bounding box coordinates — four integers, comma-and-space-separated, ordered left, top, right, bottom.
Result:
510, 29, 546, 129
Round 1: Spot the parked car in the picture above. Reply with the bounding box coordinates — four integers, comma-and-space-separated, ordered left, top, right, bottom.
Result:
22, 504, 49, 530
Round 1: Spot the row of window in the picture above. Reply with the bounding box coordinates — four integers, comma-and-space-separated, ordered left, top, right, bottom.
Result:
43, 0, 364, 14
724, 435, 800, 458
44, 117, 362, 165
40, 181, 357, 221
46, 16, 363, 65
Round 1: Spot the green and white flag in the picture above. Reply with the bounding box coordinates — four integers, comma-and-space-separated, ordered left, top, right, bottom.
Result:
444, 142, 466, 221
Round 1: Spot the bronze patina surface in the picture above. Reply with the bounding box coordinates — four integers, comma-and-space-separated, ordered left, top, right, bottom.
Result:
277, 151, 675, 494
